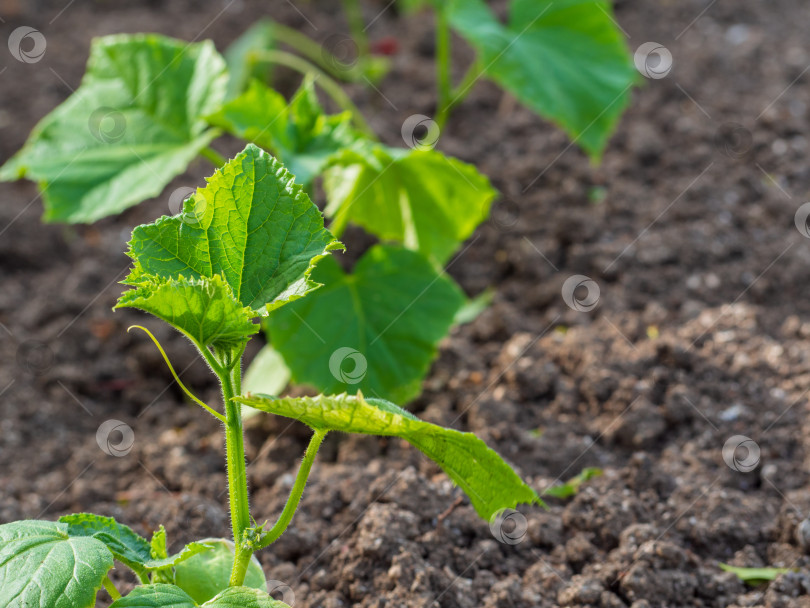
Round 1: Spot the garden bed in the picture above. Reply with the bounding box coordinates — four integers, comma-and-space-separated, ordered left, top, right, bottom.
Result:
2, 0, 810, 606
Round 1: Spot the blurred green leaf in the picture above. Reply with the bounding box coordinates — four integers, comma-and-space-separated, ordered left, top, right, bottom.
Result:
0, 34, 227, 223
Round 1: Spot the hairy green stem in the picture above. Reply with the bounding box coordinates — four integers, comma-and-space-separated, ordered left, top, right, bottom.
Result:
250, 49, 375, 137
435, 9, 452, 124
201, 146, 227, 168
258, 430, 326, 550
219, 360, 252, 587
102, 576, 121, 601
342, 0, 370, 57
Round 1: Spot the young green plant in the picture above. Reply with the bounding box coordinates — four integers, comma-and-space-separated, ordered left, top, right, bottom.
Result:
0, 145, 541, 607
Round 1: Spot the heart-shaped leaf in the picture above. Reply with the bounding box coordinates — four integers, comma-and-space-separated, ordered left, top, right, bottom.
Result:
0, 34, 227, 223
266, 245, 465, 403
444, 0, 637, 158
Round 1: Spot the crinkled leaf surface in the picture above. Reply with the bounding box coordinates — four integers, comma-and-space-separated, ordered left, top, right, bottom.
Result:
174, 539, 266, 604
116, 275, 258, 351
203, 587, 290, 608
117, 145, 340, 350
207, 79, 361, 185
324, 145, 496, 264
59, 513, 212, 574
266, 245, 465, 403
60, 513, 151, 575
0, 519, 114, 608
0, 34, 227, 223
110, 584, 198, 608
444, 0, 636, 158
237, 393, 542, 519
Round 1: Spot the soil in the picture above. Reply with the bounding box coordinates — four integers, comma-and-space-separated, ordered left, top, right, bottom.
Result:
3, 0, 810, 606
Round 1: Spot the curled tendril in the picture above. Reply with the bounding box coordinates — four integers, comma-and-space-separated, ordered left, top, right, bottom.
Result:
127, 325, 226, 423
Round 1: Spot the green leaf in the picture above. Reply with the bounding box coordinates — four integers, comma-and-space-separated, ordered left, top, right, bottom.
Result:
174, 539, 266, 604
0, 520, 114, 608
453, 288, 494, 326
444, 0, 636, 158
242, 344, 292, 420
110, 584, 198, 608
267, 245, 465, 403
60, 513, 151, 575
236, 392, 542, 520
150, 526, 168, 560
58, 513, 213, 575
244, 344, 291, 396
718, 563, 795, 586
116, 274, 259, 351
207, 78, 361, 185
116, 144, 341, 349
0, 34, 227, 223
324, 145, 496, 264
543, 467, 602, 499
203, 587, 290, 608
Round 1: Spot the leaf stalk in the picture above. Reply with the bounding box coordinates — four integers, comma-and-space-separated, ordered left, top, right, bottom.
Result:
257, 429, 327, 550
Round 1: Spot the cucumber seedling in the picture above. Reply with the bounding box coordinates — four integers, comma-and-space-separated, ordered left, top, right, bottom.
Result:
0, 146, 541, 607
